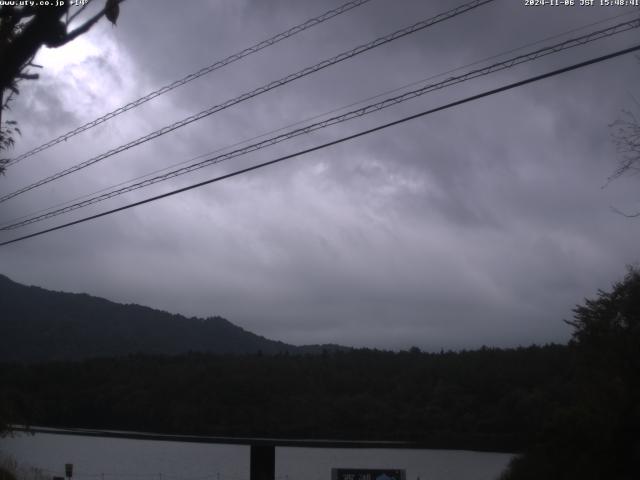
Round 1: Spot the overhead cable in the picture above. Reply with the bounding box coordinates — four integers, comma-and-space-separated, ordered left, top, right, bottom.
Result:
6, 6, 633, 229
1, 42, 638, 247
2, 17, 638, 231
0, 0, 496, 204
6, 0, 375, 166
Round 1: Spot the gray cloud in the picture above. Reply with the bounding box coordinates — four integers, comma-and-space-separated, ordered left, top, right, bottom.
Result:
1, 0, 639, 350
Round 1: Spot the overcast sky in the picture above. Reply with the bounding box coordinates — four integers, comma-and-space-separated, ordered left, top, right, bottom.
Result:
1, 0, 639, 350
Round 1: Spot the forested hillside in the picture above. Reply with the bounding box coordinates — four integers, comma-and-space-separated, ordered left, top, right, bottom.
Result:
1, 269, 637, 478
0, 274, 340, 361
2, 345, 570, 452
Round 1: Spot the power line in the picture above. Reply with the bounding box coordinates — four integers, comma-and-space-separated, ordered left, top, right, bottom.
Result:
4, 8, 633, 229
3, 17, 638, 231
4, 17, 636, 229
0, 0, 496, 204
5, 0, 375, 167
2, 42, 638, 248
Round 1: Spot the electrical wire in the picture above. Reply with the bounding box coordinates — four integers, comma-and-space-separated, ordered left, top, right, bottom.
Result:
2, 17, 638, 231
5, 0, 375, 167
1, 42, 638, 247
3, 7, 634, 229
0, 0, 496, 204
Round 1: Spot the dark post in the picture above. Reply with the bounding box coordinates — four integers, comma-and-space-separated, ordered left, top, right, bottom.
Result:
64, 464, 73, 480
249, 444, 275, 480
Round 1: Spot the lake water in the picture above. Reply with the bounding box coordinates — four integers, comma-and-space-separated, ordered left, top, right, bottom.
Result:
0, 431, 513, 480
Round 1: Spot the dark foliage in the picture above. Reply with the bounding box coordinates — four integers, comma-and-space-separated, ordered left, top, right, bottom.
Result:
501, 267, 640, 480
3, 269, 638, 465
0, 1, 123, 173
0, 345, 571, 452
0, 274, 342, 361
0, 468, 16, 480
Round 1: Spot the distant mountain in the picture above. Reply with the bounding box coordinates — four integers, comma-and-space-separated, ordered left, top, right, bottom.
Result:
0, 274, 346, 362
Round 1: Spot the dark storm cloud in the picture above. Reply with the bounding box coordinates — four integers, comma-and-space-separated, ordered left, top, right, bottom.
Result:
0, 0, 639, 350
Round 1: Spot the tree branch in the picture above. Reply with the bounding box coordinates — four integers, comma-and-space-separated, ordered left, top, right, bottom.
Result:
610, 206, 640, 218
61, 7, 106, 44
67, 0, 93, 26
16, 73, 39, 80
63, 0, 124, 44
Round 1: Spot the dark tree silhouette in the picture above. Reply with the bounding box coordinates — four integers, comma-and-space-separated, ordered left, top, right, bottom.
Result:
501, 266, 640, 480
610, 109, 640, 193
608, 84, 640, 217
0, 0, 123, 174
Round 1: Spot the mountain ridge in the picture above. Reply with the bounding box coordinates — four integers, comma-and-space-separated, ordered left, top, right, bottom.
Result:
0, 274, 347, 362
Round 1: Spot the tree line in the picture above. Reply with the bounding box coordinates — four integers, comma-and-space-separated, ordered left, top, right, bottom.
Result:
2, 344, 571, 452
1, 267, 638, 478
